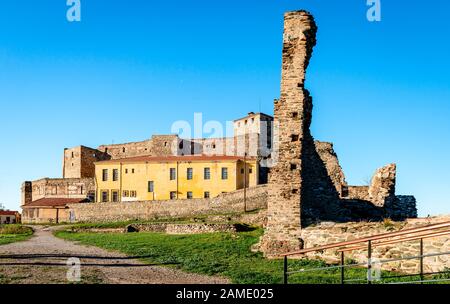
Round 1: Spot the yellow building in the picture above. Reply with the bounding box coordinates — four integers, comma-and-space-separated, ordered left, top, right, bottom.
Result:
94, 155, 258, 202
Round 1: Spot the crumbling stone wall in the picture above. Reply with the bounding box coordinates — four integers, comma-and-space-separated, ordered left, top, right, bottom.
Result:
388, 195, 418, 220
125, 223, 239, 234
368, 164, 397, 207
68, 185, 267, 223
345, 186, 370, 200
298, 216, 450, 274
314, 141, 346, 195
301, 137, 347, 226
259, 10, 417, 257
260, 11, 319, 255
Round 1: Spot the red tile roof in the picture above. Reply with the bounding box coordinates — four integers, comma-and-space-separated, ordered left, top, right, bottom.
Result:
0, 210, 19, 216
96, 155, 255, 164
23, 198, 88, 208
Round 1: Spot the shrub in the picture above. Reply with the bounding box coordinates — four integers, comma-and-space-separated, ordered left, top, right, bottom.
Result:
0, 224, 33, 235
383, 218, 395, 230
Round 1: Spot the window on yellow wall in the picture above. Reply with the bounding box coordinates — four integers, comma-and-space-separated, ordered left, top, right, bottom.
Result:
204, 167, 210, 180
148, 181, 154, 192
102, 169, 108, 181
187, 168, 193, 180
187, 191, 193, 199
170, 168, 176, 180
113, 169, 119, 181
170, 191, 177, 200
112, 191, 119, 202
130, 191, 137, 198
204, 192, 210, 198
123, 190, 129, 197
101, 190, 109, 202
221, 168, 228, 180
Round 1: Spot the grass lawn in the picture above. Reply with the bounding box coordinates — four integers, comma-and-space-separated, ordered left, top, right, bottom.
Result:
0, 225, 33, 245
56, 228, 418, 284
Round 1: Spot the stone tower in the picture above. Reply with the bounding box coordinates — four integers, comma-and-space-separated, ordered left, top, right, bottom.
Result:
259, 11, 318, 256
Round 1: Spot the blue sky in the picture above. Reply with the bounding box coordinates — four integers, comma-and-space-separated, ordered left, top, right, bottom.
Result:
0, 0, 449, 216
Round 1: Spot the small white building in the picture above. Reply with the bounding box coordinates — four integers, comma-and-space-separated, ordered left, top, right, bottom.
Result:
0, 211, 20, 224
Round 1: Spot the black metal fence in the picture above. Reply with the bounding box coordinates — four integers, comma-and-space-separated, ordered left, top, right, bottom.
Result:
282, 221, 450, 284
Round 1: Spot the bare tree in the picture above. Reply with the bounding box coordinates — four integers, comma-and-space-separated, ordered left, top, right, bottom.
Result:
363, 176, 372, 186
0, 203, 5, 211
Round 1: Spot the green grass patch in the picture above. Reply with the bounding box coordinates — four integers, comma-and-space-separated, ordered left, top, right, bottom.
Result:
69, 219, 197, 230
0, 225, 33, 245
56, 228, 408, 284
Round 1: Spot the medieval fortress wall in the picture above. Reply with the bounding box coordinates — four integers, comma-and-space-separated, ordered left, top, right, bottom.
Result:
22, 118, 271, 207
68, 185, 268, 223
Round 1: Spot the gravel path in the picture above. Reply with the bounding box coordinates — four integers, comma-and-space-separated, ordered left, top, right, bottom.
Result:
0, 226, 229, 284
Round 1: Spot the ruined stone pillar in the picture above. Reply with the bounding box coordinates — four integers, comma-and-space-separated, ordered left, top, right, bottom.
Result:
259, 11, 317, 256
369, 164, 397, 207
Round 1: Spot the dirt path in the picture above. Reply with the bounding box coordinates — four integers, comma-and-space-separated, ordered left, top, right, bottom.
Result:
0, 226, 229, 284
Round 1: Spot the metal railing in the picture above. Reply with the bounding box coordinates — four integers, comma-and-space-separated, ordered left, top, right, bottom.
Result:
282, 221, 450, 284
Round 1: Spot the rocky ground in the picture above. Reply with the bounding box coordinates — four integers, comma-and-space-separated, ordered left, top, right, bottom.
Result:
0, 226, 229, 284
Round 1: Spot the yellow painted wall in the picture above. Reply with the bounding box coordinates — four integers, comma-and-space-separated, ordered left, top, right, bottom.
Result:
95, 159, 258, 202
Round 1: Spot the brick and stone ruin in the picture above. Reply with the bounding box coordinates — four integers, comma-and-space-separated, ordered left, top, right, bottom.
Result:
258, 11, 417, 256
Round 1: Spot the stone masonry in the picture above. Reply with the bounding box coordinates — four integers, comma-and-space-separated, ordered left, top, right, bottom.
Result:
68, 185, 267, 223
259, 11, 319, 255
298, 216, 450, 274
259, 10, 417, 257
21, 178, 96, 206
63, 146, 110, 179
